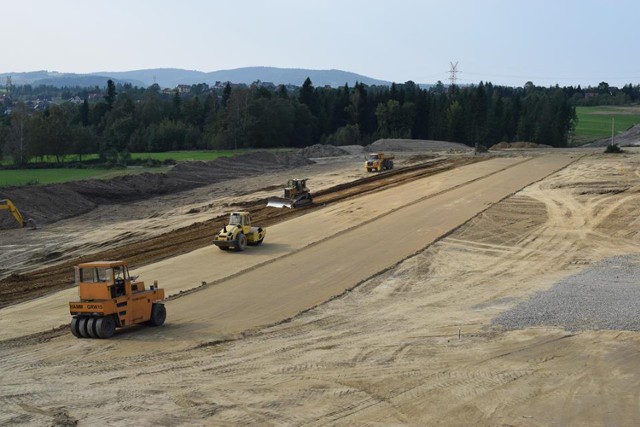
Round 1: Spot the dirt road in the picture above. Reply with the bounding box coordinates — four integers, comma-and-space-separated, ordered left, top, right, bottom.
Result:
3, 151, 640, 426
0, 156, 570, 342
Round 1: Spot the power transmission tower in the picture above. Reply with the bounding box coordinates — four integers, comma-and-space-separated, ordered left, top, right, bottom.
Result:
449, 62, 459, 87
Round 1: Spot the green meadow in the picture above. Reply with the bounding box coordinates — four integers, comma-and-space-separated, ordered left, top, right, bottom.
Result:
573, 106, 640, 145
0, 150, 249, 187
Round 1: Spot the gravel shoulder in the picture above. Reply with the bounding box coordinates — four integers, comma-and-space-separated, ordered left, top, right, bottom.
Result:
494, 255, 640, 332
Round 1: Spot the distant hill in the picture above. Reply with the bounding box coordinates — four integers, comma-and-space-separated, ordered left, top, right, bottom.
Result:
0, 67, 396, 89
0, 71, 144, 88
92, 67, 393, 88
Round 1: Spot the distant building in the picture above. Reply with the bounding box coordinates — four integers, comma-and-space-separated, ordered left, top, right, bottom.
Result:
33, 99, 52, 111
176, 84, 191, 94
66, 96, 83, 105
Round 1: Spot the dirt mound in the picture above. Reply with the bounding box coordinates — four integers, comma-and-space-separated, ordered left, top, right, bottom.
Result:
299, 144, 350, 158
368, 138, 470, 152
337, 145, 365, 156
585, 124, 640, 147
490, 141, 552, 150
0, 151, 313, 228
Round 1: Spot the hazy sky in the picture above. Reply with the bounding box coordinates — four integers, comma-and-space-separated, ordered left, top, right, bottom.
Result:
4, 0, 639, 87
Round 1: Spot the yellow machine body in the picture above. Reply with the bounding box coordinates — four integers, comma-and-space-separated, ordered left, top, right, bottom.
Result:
266, 178, 312, 208
212, 211, 266, 251
365, 152, 394, 172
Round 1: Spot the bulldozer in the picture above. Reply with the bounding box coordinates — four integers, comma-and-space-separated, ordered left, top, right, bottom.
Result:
0, 199, 37, 229
267, 178, 312, 208
212, 211, 266, 251
365, 152, 394, 172
68, 260, 166, 338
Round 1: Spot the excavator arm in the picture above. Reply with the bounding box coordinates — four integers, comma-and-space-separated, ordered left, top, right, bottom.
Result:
0, 199, 26, 227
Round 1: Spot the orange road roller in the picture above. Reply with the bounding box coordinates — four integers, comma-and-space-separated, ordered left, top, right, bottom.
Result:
68, 260, 166, 338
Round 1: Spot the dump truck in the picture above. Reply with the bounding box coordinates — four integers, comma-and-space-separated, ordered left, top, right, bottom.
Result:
68, 260, 166, 339
0, 199, 37, 229
267, 178, 313, 208
365, 152, 394, 172
212, 211, 266, 251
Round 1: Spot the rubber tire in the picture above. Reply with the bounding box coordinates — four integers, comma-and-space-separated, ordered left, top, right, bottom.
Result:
86, 318, 99, 338
388, 160, 393, 169
70, 317, 83, 338
148, 303, 166, 327
78, 317, 90, 338
96, 316, 116, 338
235, 233, 247, 251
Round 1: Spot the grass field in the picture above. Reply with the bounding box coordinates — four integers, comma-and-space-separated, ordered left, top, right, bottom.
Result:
573, 106, 640, 145
0, 167, 170, 187
1, 150, 248, 166
0, 149, 283, 187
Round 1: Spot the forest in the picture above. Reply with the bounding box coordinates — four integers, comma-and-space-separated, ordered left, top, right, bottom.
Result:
1, 77, 622, 166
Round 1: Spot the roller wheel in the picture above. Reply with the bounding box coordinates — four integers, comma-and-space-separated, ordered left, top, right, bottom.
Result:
148, 303, 166, 327
388, 161, 393, 169
70, 317, 83, 338
78, 317, 91, 338
86, 318, 99, 338
255, 237, 264, 246
235, 233, 247, 251
96, 316, 116, 338
218, 246, 230, 251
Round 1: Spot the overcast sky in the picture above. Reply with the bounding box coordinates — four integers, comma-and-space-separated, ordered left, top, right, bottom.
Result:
4, 0, 639, 87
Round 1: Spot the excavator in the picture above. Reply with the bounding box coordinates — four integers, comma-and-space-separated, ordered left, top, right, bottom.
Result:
0, 199, 37, 229
267, 178, 313, 208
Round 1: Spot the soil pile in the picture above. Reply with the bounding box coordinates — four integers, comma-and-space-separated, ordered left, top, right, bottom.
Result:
368, 138, 470, 152
585, 124, 640, 147
491, 141, 552, 150
0, 151, 313, 228
299, 144, 350, 157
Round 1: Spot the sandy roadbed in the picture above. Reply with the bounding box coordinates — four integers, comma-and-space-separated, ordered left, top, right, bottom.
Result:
3, 151, 640, 426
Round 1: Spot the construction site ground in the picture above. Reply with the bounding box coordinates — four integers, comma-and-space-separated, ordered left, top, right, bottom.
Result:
2, 142, 640, 426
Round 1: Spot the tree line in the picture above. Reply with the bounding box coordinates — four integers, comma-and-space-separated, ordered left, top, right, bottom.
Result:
0, 78, 582, 166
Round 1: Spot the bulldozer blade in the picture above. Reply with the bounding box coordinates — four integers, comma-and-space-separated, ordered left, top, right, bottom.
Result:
267, 200, 292, 209
267, 198, 292, 209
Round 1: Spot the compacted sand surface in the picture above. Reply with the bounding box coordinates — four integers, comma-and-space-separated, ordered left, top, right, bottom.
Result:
2, 145, 640, 426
